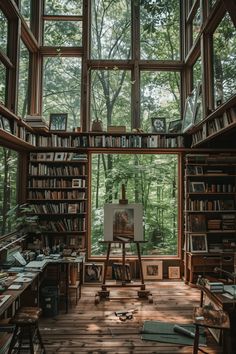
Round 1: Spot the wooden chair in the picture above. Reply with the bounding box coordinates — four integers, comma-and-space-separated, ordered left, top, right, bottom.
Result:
192, 306, 230, 354
8, 306, 46, 354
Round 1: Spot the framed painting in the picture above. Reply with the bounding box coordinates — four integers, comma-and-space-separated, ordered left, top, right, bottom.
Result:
168, 266, 181, 279
151, 117, 166, 133
104, 203, 143, 242
142, 261, 163, 280
83, 263, 104, 284
168, 119, 182, 133
1, 117, 12, 133
49, 113, 67, 131
190, 214, 206, 232
190, 234, 208, 253
190, 181, 205, 192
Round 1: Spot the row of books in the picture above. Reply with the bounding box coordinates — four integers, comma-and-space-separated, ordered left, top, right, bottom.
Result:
30, 152, 87, 162
28, 178, 87, 189
205, 280, 224, 293
191, 107, 236, 146
28, 190, 86, 200
30, 202, 86, 214
186, 153, 236, 163
28, 164, 86, 177
187, 213, 235, 232
187, 199, 235, 211
41, 218, 86, 232
24, 115, 49, 130
205, 184, 235, 193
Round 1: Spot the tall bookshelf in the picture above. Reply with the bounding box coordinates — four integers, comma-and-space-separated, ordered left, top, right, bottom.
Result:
184, 153, 236, 284
27, 151, 88, 252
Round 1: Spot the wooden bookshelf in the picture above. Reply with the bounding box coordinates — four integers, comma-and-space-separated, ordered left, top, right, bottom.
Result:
27, 151, 88, 251
184, 153, 236, 284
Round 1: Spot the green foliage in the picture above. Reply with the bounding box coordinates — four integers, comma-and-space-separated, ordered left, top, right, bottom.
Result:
6, 204, 43, 235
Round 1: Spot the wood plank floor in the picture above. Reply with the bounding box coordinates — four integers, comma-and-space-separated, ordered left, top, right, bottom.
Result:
39, 281, 223, 353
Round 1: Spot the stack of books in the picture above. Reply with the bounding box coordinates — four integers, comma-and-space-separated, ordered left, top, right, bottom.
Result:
24, 115, 49, 130
207, 219, 221, 230
205, 280, 224, 293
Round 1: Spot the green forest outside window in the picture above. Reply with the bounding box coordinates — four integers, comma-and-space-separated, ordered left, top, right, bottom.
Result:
0, 147, 18, 236
18, 40, 30, 118
91, 153, 179, 257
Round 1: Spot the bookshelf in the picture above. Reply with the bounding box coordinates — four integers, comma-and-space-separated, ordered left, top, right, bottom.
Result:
27, 151, 88, 251
191, 105, 236, 147
184, 153, 236, 284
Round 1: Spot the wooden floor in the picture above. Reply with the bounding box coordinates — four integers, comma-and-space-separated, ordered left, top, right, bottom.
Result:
39, 281, 223, 354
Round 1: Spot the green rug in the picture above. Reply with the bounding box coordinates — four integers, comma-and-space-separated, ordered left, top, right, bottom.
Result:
142, 321, 206, 346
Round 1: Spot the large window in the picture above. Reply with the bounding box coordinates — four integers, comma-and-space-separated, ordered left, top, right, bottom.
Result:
213, 12, 236, 107
0, 147, 18, 236
0, 62, 6, 104
17, 40, 30, 118
0, 9, 8, 54
91, 153, 179, 257
42, 57, 81, 130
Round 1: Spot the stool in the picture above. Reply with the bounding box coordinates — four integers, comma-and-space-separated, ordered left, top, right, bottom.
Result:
8, 307, 46, 354
193, 306, 230, 354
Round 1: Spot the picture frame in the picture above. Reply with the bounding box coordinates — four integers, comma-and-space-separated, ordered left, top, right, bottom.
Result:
45, 152, 54, 161
190, 181, 205, 192
190, 214, 206, 232
151, 117, 166, 133
168, 119, 182, 133
72, 178, 81, 188
142, 261, 163, 280
49, 113, 67, 131
182, 87, 198, 133
104, 203, 143, 242
83, 263, 104, 284
1, 117, 12, 133
68, 204, 77, 214
190, 234, 208, 253
54, 152, 65, 161
36, 153, 46, 162
168, 266, 181, 279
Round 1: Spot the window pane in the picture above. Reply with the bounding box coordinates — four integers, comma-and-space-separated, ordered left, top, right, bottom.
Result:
44, 0, 83, 15
91, 0, 131, 59
193, 57, 202, 88
20, 0, 31, 27
140, 71, 181, 132
192, 6, 202, 43
18, 40, 30, 118
0, 62, 7, 104
91, 70, 131, 130
91, 153, 179, 256
213, 13, 236, 107
43, 57, 81, 130
140, 0, 180, 60
0, 147, 18, 236
0, 9, 8, 54
43, 21, 82, 46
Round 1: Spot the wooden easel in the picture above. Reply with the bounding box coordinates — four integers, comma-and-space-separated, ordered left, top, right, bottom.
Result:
95, 185, 153, 304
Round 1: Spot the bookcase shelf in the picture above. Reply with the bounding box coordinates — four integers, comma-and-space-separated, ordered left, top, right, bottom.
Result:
184, 153, 236, 284
27, 151, 88, 251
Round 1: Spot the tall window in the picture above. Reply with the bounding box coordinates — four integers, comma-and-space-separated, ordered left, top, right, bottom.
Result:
213, 12, 236, 107
20, 0, 32, 27
42, 57, 81, 130
18, 40, 30, 118
0, 147, 18, 236
91, 153, 179, 257
0, 62, 6, 104
0, 9, 8, 105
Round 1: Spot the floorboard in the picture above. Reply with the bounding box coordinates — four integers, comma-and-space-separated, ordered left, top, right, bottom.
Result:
39, 280, 223, 353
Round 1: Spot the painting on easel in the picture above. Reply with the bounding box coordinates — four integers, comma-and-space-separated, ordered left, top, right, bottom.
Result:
104, 203, 143, 242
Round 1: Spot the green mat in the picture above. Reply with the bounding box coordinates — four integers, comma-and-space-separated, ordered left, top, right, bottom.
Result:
142, 321, 206, 346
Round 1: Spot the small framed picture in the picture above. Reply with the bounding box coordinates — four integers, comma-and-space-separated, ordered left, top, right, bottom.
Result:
168, 266, 180, 279
72, 179, 81, 188
68, 204, 77, 214
45, 152, 54, 161
142, 261, 163, 280
195, 166, 203, 175
190, 214, 206, 232
83, 263, 104, 284
54, 152, 65, 161
37, 153, 46, 161
190, 182, 205, 192
190, 234, 208, 253
168, 119, 182, 133
1, 117, 12, 133
151, 118, 166, 133
49, 113, 67, 131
